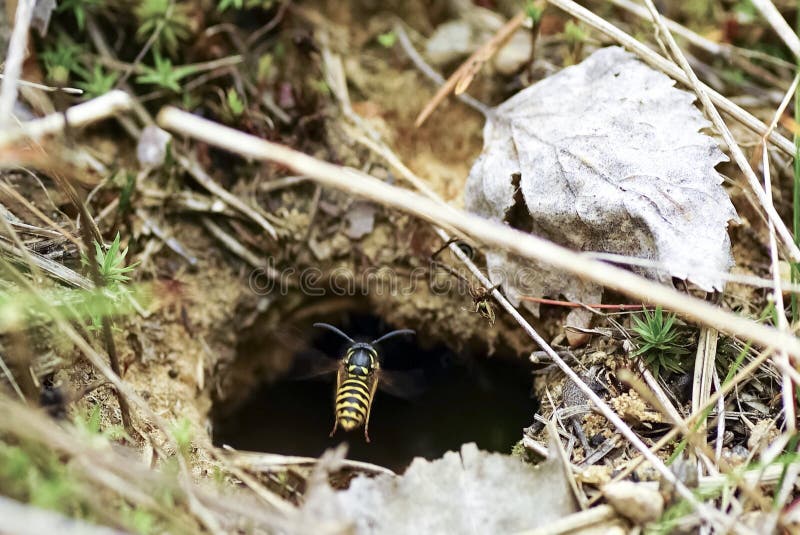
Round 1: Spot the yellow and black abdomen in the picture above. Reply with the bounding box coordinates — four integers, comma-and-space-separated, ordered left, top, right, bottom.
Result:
335, 374, 373, 431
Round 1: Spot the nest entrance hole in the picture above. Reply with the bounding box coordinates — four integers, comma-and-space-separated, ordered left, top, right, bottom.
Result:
212, 306, 538, 472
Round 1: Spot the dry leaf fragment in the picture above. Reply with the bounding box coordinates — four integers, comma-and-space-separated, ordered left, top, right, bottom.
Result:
465, 47, 738, 316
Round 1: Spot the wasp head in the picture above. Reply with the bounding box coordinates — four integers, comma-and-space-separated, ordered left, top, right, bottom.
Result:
345, 343, 378, 376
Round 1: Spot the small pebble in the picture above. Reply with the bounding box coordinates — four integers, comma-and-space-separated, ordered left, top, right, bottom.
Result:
603, 480, 664, 525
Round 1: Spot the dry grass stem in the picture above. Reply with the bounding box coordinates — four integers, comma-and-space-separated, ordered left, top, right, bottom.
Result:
0, 74, 83, 95
0, 91, 134, 146
0, 0, 35, 125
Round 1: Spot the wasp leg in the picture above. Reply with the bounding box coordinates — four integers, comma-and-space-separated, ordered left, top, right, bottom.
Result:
430, 237, 460, 260
330, 365, 345, 438
363, 375, 381, 443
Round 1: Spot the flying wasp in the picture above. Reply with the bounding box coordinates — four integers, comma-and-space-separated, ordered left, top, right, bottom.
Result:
312, 322, 415, 442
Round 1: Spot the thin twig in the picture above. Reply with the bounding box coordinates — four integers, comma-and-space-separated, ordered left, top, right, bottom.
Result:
692, 315, 720, 451
763, 144, 794, 431
751, 71, 800, 168
0, 74, 83, 95
0, 91, 134, 146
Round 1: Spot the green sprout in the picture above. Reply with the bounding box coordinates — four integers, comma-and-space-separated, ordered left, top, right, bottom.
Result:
85, 233, 138, 287
56, 0, 102, 31
217, 0, 244, 11
631, 306, 690, 377
0, 442, 79, 515
40, 35, 82, 84
120, 504, 159, 535
171, 418, 194, 457
226, 88, 245, 117
136, 52, 198, 92
377, 31, 397, 48
218, 0, 275, 10
563, 20, 586, 45
75, 64, 120, 99
135, 0, 191, 56
256, 54, 273, 82
74, 404, 127, 442
526, 1, 543, 24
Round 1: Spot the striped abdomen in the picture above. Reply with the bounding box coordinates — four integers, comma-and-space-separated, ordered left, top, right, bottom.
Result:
335, 374, 373, 431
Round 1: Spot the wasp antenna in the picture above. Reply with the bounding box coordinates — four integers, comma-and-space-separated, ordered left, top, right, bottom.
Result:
313, 323, 355, 343
371, 329, 415, 345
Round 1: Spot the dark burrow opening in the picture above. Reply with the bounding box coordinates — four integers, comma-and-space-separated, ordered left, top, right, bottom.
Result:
212, 311, 539, 473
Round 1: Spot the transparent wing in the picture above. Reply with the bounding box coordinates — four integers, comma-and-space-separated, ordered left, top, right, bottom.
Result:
378, 368, 428, 399
285, 347, 341, 380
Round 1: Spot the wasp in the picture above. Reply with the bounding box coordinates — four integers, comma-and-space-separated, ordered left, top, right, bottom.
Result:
313, 322, 415, 442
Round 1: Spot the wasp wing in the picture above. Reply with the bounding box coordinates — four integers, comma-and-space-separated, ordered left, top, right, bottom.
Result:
378, 368, 429, 399
286, 347, 341, 380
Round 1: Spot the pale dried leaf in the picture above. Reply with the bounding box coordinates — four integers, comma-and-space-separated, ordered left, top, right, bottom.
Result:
465, 47, 738, 313
299, 443, 578, 534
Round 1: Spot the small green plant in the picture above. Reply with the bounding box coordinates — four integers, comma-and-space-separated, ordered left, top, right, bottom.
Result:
308, 78, 330, 96
733, 0, 756, 22
120, 503, 159, 535
218, 0, 275, 11
79, 232, 138, 330
563, 20, 586, 45
85, 233, 138, 287
135, 0, 191, 56
171, 418, 193, 457
115, 171, 137, 215
526, 1, 544, 24
0, 441, 80, 515
136, 52, 198, 92
217, 0, 244, 11
256, 54, 273, 82
56, 0, 102, 30
74, 404, 127, 442
40, 35, 82, 84
377, 31, 397, 48
75, 64, 120, 99
225, 88, 245, 117
631, 306, 689, 376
